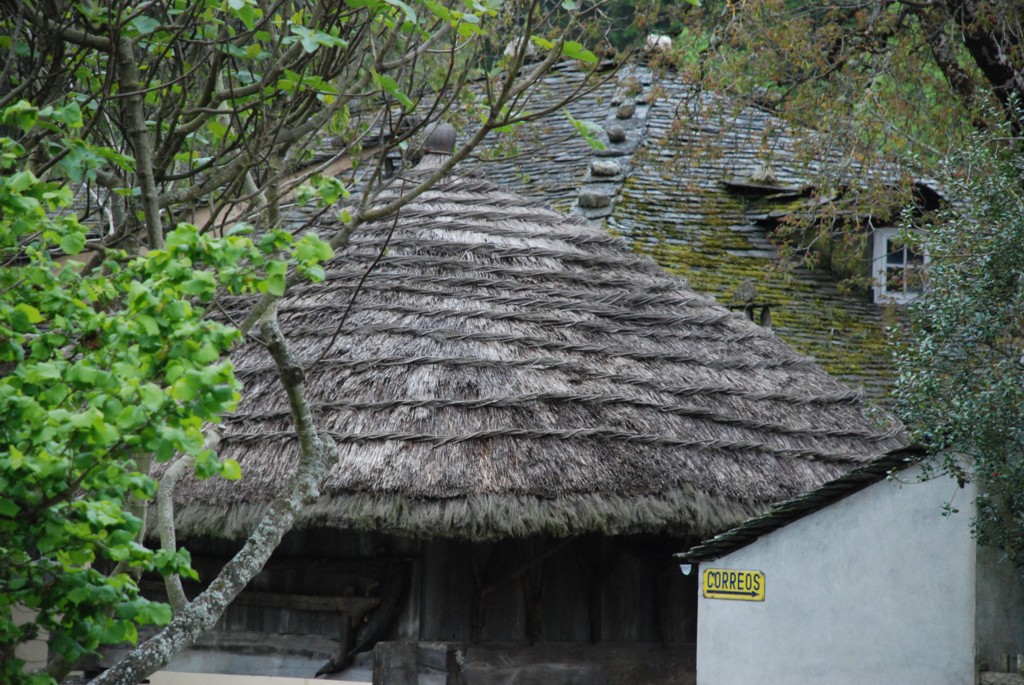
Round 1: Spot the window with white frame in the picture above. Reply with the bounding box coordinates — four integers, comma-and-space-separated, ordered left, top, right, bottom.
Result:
871, 227, 926, 303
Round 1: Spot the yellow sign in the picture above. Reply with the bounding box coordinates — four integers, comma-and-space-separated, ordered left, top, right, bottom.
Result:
702, 568, 765, 601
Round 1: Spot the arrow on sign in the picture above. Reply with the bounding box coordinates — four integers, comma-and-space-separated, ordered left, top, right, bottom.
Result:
708, 589, 758, 598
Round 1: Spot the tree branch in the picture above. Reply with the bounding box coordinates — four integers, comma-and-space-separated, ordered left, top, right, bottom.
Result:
156, 454, 195, 615
18, 1, 112, 51
919, 7, 981, 111
116, 36, 164, 249
947, 0, 1024, 133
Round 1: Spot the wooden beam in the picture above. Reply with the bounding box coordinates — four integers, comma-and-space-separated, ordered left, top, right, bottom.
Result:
231, 590, 380, 616
140, 580, 380, 615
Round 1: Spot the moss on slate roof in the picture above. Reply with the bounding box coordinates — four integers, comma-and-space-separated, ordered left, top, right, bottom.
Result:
477, 61, 896, 399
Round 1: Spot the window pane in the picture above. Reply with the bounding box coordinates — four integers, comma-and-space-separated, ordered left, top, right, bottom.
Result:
907, 245, 925, 266
886, 239, 905, 265
904, 264, 924, 293
886, 266, 905, 291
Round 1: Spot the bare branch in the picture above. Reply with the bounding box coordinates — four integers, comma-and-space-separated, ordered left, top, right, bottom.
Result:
116, 36, 164, 249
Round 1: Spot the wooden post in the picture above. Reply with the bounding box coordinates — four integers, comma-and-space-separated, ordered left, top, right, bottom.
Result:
373, 641, 417, 685
445, 645, 466, 685
416, 642, 465, 685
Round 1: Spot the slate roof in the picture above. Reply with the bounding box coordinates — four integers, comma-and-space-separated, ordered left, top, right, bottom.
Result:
472, 61, 898, 399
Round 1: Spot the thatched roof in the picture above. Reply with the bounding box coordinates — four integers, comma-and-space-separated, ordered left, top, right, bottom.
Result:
172, 148, 905, 541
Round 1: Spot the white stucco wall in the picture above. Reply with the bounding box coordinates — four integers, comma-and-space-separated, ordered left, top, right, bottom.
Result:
696, 465, 977, 685
13, 606, 48, 672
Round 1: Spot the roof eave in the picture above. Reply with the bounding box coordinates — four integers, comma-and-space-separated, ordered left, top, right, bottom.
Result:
167, 487, 767, 542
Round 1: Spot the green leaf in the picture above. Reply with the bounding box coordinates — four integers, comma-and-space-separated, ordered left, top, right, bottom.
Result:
236, 5, 259, 30
456, 21, 483, 37
531, 36, 555, 51
0, 498, 19, 517
67, 586, 93, 605
93, 146, 134, 173
24, 362, 61, 383
170, 379, 197, 402
208, 118, 228, 139
136, 314, 160, 336
220, 458, 242, 480
15, 304, 44, 324
138, 600, 172, 625
295, 235, 334, 262
383, 0, 417, 22
301, 74, 340, 95
225, 223, 253, 237
4, 100, 39, 133
227, 0, 261, 30
266, 273, 286, 296
9, 444, 24, 470
291, 25, 321, 53
116, 405, 148, 431
7, 170, 35, 193
371, 70, 413, 109
304, 264, 326, 281
60, 230, 87, 255
67, 362, 100, 385
182, 271, 217, 297
564, 110, 606, 150
139, 384, 164, 410
152, 438, 175, 461
424, 1, 453, 21
52, 103, 83, 128
265, 260, 287, 296
562, 41, 598, 64
130, 16, 161, 34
